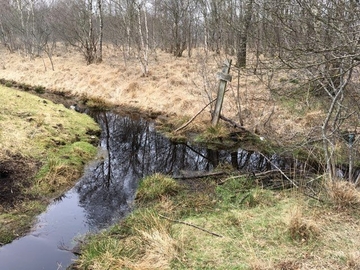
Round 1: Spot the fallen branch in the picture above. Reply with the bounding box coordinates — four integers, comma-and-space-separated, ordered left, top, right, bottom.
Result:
173, 170, 226, 179
219, 114, 247, 131
217, 170, 279, 185
159, 214, 224, 238
174, 98, 217, 133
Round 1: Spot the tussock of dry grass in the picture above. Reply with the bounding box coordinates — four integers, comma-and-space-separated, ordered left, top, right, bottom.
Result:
326, 180, 360, 208
135, 228, 178, 270
77, 210, 180, 270
287, 207, 320, 242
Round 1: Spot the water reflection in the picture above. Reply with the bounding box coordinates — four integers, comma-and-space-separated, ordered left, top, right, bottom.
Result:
76, 111, 220, 229
77, 111, 315, 231
1, 109, 316, 270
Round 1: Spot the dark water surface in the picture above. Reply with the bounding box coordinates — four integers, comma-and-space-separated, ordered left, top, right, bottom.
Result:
0, 111, 296, 270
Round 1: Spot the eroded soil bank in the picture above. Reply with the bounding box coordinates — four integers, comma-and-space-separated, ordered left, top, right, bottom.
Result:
0, 156, 39, 208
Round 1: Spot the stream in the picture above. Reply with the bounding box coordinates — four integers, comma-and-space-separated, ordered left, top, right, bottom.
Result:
0, 110, 305, 270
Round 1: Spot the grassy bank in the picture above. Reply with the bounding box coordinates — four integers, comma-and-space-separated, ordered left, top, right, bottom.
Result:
0, 85, 100, 244
76, 174, 360, 270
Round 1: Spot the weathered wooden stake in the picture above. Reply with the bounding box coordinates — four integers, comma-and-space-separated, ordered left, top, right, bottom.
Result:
212, 59, 232, 126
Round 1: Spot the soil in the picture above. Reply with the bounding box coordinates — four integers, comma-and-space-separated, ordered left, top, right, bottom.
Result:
0, 155, 39, 208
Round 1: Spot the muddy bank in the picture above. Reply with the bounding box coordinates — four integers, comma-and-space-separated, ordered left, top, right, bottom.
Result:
0, 156, 39, 208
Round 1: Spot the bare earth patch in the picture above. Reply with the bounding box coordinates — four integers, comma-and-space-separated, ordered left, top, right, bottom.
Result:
0, 156, 39, 208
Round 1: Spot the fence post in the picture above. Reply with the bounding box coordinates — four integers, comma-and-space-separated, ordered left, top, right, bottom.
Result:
212, 59, 232, 126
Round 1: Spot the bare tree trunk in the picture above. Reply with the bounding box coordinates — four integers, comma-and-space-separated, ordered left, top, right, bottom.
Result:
236, 0, 253, 68
97, 0, 103, 63
203, 8, 209, 55
15, 0, 26, 54
137, 1, 149, 76
29, 0, 36, 56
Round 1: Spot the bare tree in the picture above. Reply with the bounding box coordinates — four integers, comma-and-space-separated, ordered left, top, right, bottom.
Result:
51, 0, 103, 64
264, 0, 360, 180
136, 0, 149, 76
97, 0, 104, 62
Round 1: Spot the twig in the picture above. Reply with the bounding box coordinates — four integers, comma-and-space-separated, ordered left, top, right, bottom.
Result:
239, 193, 250, 204
302, 192, 324, 203
159, 214, 224, 238
258, 153, 299, 188
174, 98, 217, 133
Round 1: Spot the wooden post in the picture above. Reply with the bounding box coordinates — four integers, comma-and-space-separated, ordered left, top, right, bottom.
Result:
212, 59, 232, 126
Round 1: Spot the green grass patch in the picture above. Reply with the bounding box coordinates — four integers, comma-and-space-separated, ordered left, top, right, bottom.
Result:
194, 124, 230, 144
0, 85, 100, 243
0, 201, 46, 244
76, 172, 360, 269
136, 173, 183, 202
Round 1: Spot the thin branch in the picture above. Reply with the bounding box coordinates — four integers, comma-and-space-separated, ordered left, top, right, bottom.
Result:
219, 114, 247, 130
174, 98, 217, 133
159, 214, 224, 238
258, 153, 299, 188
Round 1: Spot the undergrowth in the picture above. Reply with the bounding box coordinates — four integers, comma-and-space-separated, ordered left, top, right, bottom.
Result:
76, 172, 360, 270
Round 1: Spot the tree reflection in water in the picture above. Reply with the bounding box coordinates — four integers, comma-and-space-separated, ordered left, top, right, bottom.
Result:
75, 112, 218, 229
75, 111, 305, 230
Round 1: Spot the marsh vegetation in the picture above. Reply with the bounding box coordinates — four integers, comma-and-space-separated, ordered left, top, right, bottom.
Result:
2, 0, 360, 269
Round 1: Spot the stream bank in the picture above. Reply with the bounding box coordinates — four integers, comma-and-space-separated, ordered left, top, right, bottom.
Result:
0, 86, 318, 269
0, 85, 100, 244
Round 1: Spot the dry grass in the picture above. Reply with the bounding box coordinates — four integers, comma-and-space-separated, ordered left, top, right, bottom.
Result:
77, 172, 360, 270
0, 46, 324, 144
77, 210, 180, 270
326, 180, 360, 208
287, 207, 320, 242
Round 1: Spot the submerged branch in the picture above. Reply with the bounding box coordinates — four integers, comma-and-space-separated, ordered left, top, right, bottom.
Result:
173, 170, 227, 179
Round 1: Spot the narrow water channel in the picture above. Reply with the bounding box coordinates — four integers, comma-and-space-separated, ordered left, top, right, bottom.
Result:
0, 110, 300, 270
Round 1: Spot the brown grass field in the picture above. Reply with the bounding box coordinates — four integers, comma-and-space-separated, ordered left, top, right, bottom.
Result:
0, 46, 319, 144
3, 47, 360, 269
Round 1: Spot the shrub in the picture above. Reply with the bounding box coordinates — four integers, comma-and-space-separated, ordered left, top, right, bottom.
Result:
5, 81, 12, 87
34, 85, 45, 94
19, 83, 31, 91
